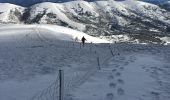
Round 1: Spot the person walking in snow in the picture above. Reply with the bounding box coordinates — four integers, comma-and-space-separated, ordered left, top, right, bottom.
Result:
75, 37, 78, 42
81, 36, 86, 46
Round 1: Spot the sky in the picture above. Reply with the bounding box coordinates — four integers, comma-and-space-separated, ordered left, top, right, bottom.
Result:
0, 0, 169, 6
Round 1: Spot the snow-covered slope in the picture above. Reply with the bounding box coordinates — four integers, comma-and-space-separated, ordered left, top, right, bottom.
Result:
0, 3, 24, 23
0, 24, 109, 43
0, 24, 170, 100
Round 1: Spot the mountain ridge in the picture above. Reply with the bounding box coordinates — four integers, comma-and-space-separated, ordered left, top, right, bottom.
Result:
0, 0, 170, 43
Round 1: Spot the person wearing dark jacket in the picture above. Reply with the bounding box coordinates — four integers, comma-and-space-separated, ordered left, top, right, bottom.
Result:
81, 36, 86, 46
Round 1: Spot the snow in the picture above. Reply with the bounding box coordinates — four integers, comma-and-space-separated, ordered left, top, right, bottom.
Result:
160, 37, 170, 45
0, 24, 109, 100
122, 0, 170, 24
0, 24, 109, 43
64, 1, 99, 17
90, 0, 130, 16
73, 54, 159, 100
0, 0, 170, 99
0, 0, 170, 32
0, 74, 57, 100
100, 34, 132, 43
30, 2, 86, 31
0, 3, 24, 22
0, 24, 170, 100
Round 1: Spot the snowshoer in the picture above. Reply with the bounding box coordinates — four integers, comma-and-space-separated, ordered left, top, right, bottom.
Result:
81, 36, 86, 46
75, 37, 78, 42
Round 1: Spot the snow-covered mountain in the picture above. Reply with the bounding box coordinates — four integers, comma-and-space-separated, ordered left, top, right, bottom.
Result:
0, 0, 170, 43
0, 3, 25, 23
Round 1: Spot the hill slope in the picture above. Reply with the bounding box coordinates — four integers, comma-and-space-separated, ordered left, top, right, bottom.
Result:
0, 24, 109, 43
0, 24, 170, 100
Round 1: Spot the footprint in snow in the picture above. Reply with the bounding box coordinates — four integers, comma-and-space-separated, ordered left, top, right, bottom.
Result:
129, 59, 135, 63
109, 82, 116, 88
65, 94, 74, 100
117, 88, 125, 95
119, 57, 125, 60
119, 67, 124, 70
129, 56, 136, 62
124, 62, 129, 66
142, 65, 146, 69
112, 69, 117, 72
108, 75, 114, 80
115, 65, 119, 68
150, 91, 160, 100
106, 93, 114, 100
115, 72, 121, 76
117, 79, 124, 84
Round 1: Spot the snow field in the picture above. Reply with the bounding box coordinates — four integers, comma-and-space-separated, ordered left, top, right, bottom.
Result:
72, 44, 170, 100
0, 24, 111, 100
0, 24, 170, 100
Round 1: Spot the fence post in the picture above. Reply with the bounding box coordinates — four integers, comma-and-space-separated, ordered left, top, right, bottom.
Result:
90, 42, 92, 52
80, 43, 81, 49
59, 70, 64, 100
72, 42, 74, 47
97, 57, 101, 70
109, 45, 114, 57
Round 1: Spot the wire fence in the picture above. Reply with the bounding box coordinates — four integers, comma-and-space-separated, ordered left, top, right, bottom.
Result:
30, 74, 60, 100
28, 43, 116, 100
25, 29, 169, 100
28, 26, 117, 100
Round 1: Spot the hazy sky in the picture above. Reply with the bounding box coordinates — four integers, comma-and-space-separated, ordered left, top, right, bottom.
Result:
0, 0, 169, 6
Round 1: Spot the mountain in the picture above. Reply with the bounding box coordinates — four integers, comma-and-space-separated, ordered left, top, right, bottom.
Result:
0, 3, 24, 23
0, 0, 170, 43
